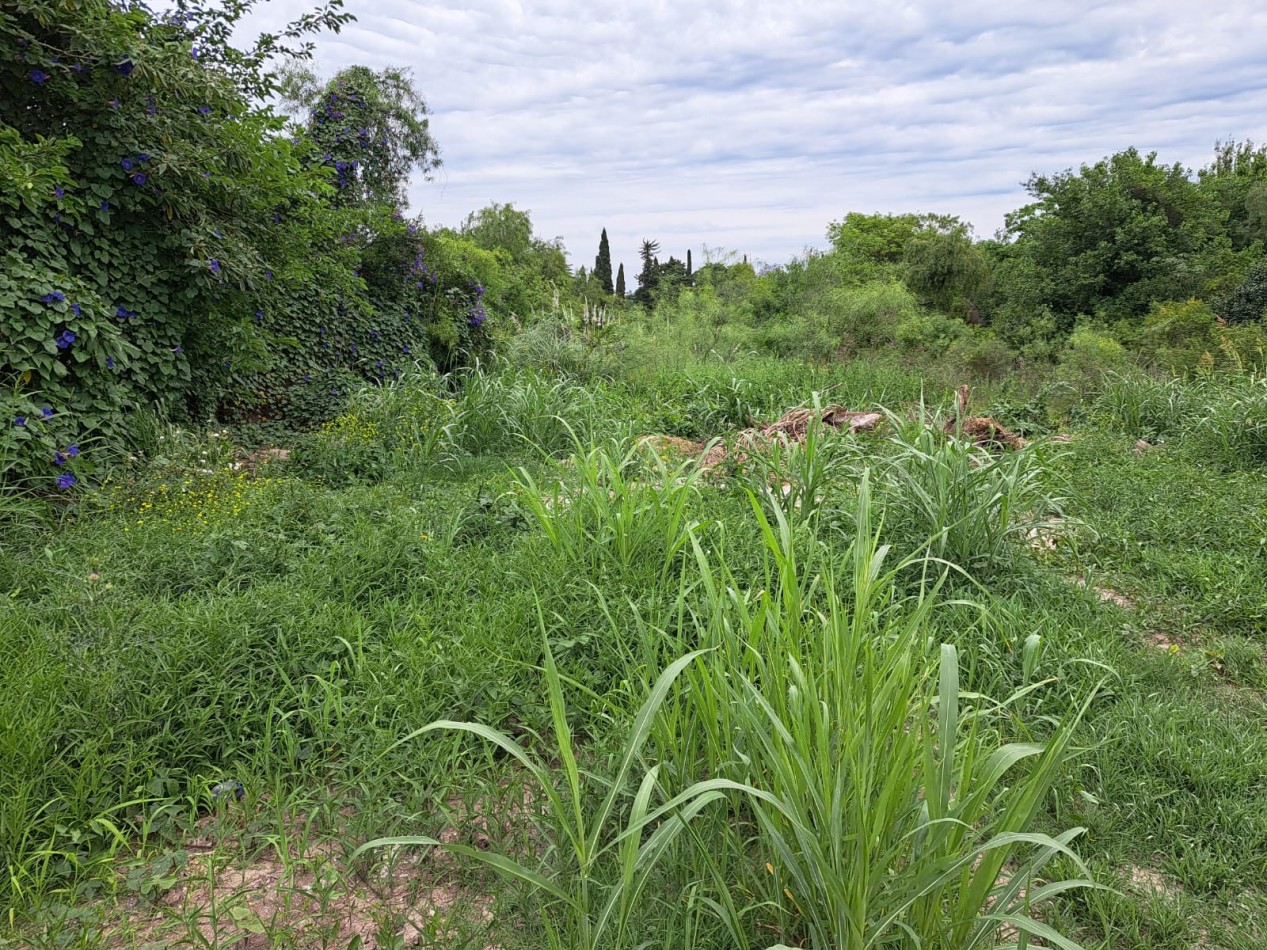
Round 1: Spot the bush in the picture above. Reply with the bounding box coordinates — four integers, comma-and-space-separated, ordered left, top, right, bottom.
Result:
822, 280, 917, 350
894, 309, 971, 352
949, 332, 1015, 381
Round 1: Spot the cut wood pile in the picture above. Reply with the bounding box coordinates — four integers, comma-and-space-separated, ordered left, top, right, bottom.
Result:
639, 386, 1025, 474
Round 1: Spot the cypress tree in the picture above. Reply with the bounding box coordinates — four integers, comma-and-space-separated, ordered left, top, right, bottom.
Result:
616, 263, 626, 298
686, 248, 693, 276
594, 228, 614, 295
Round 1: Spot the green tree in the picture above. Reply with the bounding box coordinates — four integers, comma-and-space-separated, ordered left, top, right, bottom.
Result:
902, 220, 990, 317
593, 227, 613, 295
615, 262, 626, 298
634, 239, 660, 306
1197, 140, 1267, 251
997, 147, 1221, 327
280, 63, 439, 208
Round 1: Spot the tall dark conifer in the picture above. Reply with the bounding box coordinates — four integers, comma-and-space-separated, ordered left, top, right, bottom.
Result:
686, 248, 693, 276
594, 228, 614, 295
616, 263, 626, 298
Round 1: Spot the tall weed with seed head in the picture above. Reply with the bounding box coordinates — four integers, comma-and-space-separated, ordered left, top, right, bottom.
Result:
674, 480, 1102, 949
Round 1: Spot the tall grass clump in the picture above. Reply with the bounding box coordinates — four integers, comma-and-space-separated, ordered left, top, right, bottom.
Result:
514, 439, 705, 584
1089, 371, 1194, 441
877, 418, 1062, 574
670, 483, 1102, 948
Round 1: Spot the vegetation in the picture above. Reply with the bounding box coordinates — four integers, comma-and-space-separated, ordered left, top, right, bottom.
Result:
2, 1, 1267, 948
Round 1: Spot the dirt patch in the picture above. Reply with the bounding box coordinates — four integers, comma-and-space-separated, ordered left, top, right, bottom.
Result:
1123, 864, 1183, 899
1134, 438, 1152, 454
1144, 631, 1183, 651
235, 445, 291, 474
100, 805, 500, 948
637, 435, 705, 457
1068, 575, 1137, 610
1096, 586, 1137, 610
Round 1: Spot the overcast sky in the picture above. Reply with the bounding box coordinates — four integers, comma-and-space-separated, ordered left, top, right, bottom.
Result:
244, 0, 1267, 274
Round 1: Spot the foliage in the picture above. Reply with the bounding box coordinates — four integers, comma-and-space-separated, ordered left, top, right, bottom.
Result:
279, 62, 439, 208
999, 147, 1222, 327
0, 0, 350, 488
593, 227, 614, 295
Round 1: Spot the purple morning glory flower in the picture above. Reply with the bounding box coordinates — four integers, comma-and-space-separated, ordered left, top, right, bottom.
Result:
137, 152, 149, 162
106, 357, 116, 368
132, 173, 146, 185
67, 444, 79, 457
191, 47, 200, 60
100, 200, 110, 212
71, 302, 80, 316
54, 186, 64, 199
113, 60, 134, 76
209, 259, 221, 273
109, 99, 119, 110
54, 452, 66, 466
14, 416, 26, 427
121, 157, 134, 171
30, 69, 48, 84
198, 105, 211, 115
171, 345, 183, 354
57, 472, 76, 490
41, 407, 53, 419
265, 269, 273, 280
41, 291, 65, 303
402, 345, 411, 354
55, 330, 76, 349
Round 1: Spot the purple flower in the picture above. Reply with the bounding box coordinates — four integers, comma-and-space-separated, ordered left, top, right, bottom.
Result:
100, 200, 110, 212
41, 407, 53, 419
137, 152, 149, 163
30, 69, 48, 84
54, 452, 66, 466
42, 291, 65, 303
131, 173, 147, 186
56, 330, 77, 349
191, 46, 200, 60
171, 345, 183, 354
67, 444, 79, 457
121, 157, 134, 171
209, 259, 221, 273
57, 472, 76, 490
54, 186, 64, 199
265, 269, 273, 280
115, 305, 136, 320
14, 416, 26, 427
197, 105, 211, 115
113, 59, 134, 77
109, 99, 119, 110
402, 344, 411, 354
106, 357, 116, 368
71, 302, 81, 316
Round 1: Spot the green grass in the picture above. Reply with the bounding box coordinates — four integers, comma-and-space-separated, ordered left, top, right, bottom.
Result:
1, 360, 1265, 948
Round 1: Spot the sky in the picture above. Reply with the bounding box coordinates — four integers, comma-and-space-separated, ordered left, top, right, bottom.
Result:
242, 0, 1267, 274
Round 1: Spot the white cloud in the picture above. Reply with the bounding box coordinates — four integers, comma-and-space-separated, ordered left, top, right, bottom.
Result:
243, 0, 1267, 271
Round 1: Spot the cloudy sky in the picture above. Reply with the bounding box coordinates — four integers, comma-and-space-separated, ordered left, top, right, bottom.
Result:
245, 0, 1267, 274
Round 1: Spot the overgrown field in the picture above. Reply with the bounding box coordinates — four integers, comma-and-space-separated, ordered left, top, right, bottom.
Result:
2, 356, 1265, 949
